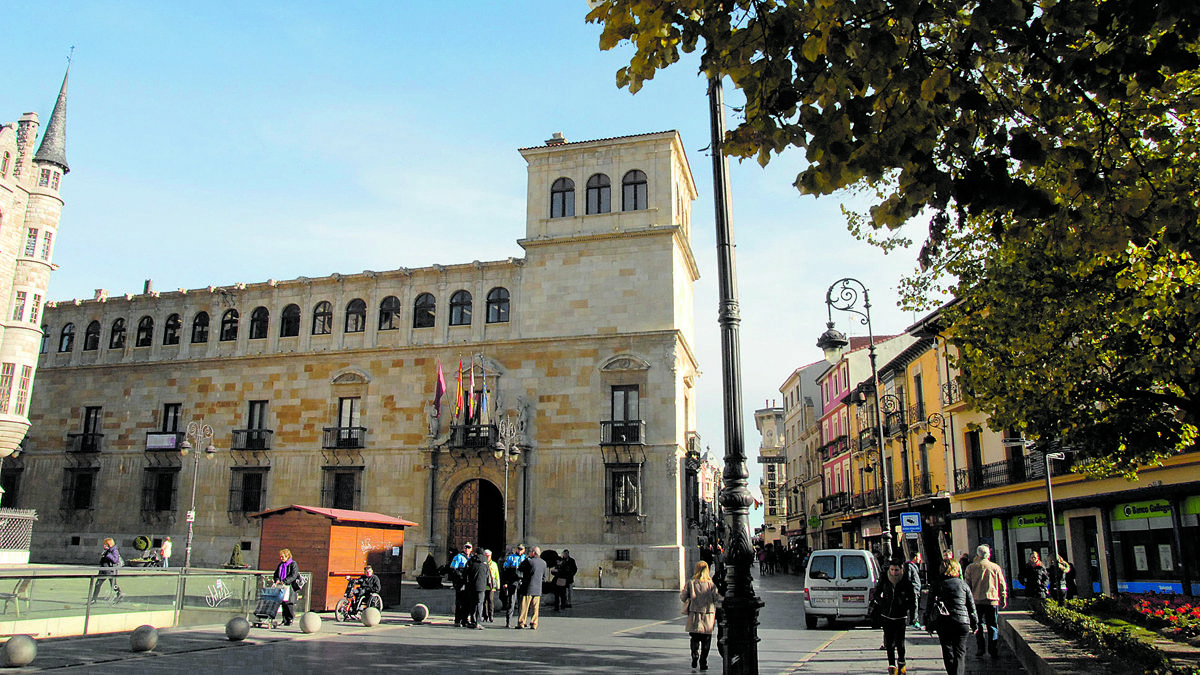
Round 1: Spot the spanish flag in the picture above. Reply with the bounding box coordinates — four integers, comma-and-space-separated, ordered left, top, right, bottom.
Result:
455, 360, 464, 421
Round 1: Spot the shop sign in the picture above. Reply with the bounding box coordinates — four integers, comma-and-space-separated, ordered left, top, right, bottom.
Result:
1011, 513, 1047, 529
1113, 499, 1172, 521
860, 517, 882, 538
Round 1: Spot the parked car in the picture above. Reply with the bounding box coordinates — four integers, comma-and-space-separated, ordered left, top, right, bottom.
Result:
803, 548, 881, 629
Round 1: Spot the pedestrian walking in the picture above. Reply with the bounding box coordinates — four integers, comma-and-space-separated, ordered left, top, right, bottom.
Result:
483, 549, 499, 623
1017, 551, 1049, 600
502, 544, 526, 627
869, 559, 918, 675
449, 542, 472, 626
90, 537, 123, 604
963, 544, 1007, 659
905, 551, 923, 629
925, 559, 979, 675
680, 560, 719, 671
273, 548, 301, 626
465, 547, 489, 629
160, 537, 172, 568
516, 546, 548, 629
1049, 555, 1071, 602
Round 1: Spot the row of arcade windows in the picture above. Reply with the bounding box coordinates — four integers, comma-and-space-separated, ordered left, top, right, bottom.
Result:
50, 288, 512, 352
550, 170, 648, 218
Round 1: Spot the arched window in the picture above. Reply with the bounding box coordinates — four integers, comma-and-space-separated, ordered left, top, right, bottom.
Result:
312, 301, 332, 335
550, 177, 575, 218
413, 293, 435, 328
109, 318, 127, 349
83, 321, 101, 351
345, 299, 366, 333
622, 169, 648, 211
449, 290, 472, 326
378, 296, 401, 331
249, 306, 269, 339
220, 309, 239, 342
136, 316, 154, 347
486, 287, 510, 324
586, 173, 611, 214
191, 312, 210, 343
280, 304, 300, 337
59, 323, 75, 352
163, 314, 181, 345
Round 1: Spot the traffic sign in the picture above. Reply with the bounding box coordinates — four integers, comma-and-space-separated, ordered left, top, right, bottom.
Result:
900, 512, 921, 533
757, 456, 786, 464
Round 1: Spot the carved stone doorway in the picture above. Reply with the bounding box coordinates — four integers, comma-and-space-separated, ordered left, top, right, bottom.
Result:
447, 479, 505, 559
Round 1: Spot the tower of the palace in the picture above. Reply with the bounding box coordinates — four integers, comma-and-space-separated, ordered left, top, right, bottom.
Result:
0, 69, 69, 457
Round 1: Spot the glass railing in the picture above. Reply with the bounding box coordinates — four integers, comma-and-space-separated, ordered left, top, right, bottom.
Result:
0, 567, 311, 638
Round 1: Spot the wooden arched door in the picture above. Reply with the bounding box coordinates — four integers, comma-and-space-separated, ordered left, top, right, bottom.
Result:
447, 479, 505, 559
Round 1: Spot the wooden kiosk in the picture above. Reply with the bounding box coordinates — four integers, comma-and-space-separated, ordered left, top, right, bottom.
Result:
253, 505, 418, 611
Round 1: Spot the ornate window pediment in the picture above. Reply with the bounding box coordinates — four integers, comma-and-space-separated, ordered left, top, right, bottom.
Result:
331, 370, 369, 385
600, 354, 651, 372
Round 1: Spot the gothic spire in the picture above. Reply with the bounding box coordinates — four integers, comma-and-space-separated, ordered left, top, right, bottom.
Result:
34, 62, 70, 174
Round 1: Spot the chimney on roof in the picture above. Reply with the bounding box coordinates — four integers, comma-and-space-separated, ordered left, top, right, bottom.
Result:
544, 131, 567, 146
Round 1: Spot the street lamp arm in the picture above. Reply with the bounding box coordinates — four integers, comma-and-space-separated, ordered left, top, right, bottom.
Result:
825, 278, 872, 327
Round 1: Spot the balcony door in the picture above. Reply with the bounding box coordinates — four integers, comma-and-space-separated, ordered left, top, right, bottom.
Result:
338, 397, 360, 446
611, 385, 639, 443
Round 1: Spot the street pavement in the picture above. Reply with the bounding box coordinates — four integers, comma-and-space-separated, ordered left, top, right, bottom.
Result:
8, 570, 1028, 673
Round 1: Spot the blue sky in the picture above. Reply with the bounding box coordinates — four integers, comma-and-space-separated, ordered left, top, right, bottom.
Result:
6, 2, 927, 528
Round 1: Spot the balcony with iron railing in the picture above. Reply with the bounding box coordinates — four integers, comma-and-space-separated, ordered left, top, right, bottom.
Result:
66, 433, 103, 453
450, 424, 498, 449
942, 380, 965, 407
858, 428, 877, 451
322, 426, 367, 450
954, 454, 1073, 494
145, 431, 184, 452
600, 420, 645, 445
821, 491, 850, 514
231, 429, 274, 451
819, 434, 849, 461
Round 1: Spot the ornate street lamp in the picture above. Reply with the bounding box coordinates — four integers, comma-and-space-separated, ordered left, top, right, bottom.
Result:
180, 420, 218, 568
493, 415, 523, 534
818, 278, 894, 561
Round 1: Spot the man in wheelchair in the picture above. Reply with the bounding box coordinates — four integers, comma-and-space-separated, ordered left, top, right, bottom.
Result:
347, 565, 382, 614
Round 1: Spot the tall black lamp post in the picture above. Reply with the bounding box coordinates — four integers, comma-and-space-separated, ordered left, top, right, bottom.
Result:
707, 73, 763, 675
817, 278, 893, 561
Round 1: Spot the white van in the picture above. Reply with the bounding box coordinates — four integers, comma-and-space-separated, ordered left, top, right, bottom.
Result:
803, 549, 882, 628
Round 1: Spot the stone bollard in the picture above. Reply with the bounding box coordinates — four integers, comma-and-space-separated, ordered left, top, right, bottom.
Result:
410, 603, 429, 624
130, 625, 158, 652
225, 616, 251, 641
2, 635, 36, 667
299, 611, 322, 633
361, 606, 381, 627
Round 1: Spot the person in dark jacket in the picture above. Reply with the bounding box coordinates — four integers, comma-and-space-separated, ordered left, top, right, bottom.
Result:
925, 560, 979, 675
464, 549, 490, 629
501, 544, 526, 627
516, 546, 548, 629
90, 537, 123, 604
1017, 551, 1050, 600
273, 548, 301, 626
870, 560, 918, 675
552, 549, 578, 610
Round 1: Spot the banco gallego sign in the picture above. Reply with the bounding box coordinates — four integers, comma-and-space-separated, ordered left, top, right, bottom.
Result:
1112, 499, 1172, 521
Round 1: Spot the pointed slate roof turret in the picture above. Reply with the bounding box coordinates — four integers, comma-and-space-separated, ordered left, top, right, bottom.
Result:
33, 67, 69, 174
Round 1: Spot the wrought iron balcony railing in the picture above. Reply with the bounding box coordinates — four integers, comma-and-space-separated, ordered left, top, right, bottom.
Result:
450, 424, 498, 449
322, 426, 367, 450
600, 419, 645, 445
953, 454, 1073, 494
231, 429, 274, 451
67, 433, 103, 453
